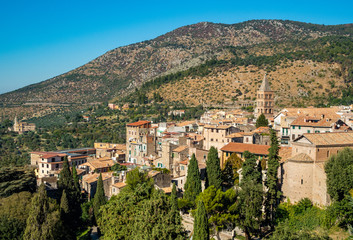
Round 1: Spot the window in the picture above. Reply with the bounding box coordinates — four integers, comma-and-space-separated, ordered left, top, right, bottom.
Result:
292, 126, 295, 129
327, 151, 329, 157
211, 138, 214, 142
307, 130, 311, 133
299, 126, 301, 129
301, 179, 303, 185
42, 163, 44, 167
181, 166, 184, 170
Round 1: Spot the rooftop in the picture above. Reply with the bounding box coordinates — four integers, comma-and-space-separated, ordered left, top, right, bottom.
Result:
288, 153, 314, 163
127, 120, 151, 127
221, 142, 270, 156
172, 145, 188, 153
82, 172, 113, 184
297, 132, 353, 146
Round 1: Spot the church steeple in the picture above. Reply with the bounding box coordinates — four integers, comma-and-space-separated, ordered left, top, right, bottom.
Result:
255, 74, 274, 118
259, 74, 271, 91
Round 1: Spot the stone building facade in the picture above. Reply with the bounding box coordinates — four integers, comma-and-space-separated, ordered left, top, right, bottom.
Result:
255, 74, 274, 118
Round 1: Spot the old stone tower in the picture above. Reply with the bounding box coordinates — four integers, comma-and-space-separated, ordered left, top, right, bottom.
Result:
255, 74, 274, 118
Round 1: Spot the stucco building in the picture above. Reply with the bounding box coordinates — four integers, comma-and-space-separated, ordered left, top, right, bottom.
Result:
282, 132, 353, 206
255, 74, 274, 119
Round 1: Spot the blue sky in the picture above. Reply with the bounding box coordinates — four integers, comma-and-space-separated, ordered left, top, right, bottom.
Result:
1, 0, 353, 94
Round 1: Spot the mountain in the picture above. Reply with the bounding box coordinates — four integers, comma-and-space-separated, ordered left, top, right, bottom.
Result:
1, 20, 353, 119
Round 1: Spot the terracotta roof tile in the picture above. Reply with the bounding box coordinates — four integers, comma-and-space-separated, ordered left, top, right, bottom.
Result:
172, 145, 188, 153
127, 120, 151, 127
221, 142, 270, 155
300, 132, 353, 146
112, 182, 127, 188
288, 153, 314, 163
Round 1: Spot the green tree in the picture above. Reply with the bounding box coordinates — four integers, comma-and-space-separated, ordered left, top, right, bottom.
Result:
184, 154, 202, 204
23, 184, 63, 240
196, 186, 237, 239
0, 191, 33, 240
57, 156, 73, 191
193, 200, 209, 240
325, 147, 353, 202
170, 183, 181, 225
237, 151, 264, 240
206, 146, 222, 190
255, 113, 269, 128
237, 181, 263, 240
241, 151, 262, 185
221, 153, 243, 188
93, 173, 106, 222
264, 129, 281, 229
126, 167, 150, 190
99, 175, 185, 239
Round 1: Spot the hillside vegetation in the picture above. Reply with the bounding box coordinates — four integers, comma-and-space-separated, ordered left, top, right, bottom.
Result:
1, 20, 353, 121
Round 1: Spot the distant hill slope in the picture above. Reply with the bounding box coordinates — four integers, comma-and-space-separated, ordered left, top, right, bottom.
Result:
1, 19, 353, 105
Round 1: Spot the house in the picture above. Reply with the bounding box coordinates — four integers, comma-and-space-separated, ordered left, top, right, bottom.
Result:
80, 158, 115, 174
31, 147, 95, 178
111, 182, 127, 196
126, 120, 157, 164
203, 125, 239, 151
148, 170, 171, 189
82, 172, 114, 199
220, 142, 270, 167
282, 132, 353, 206
94, 142, 126, 162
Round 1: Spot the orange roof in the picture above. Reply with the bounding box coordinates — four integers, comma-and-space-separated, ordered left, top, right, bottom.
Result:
204, 125, 232, 129
179, 159, 189, 165
252, 127, 270, 134
291, 116, 338, 127
299, 132, 353, 146
173, 145, 188, 153
81, 159, 114, 170
112, 182, 127, 188
127, 120, 151, 127
82, 172, 113, 184
221, 142, 270, 156
161, 187, 172, 193
177, 121, 195, 127
279, 147, 292, 162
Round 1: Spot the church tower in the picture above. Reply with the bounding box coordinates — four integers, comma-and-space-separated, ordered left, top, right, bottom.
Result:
255, 74, 274, 118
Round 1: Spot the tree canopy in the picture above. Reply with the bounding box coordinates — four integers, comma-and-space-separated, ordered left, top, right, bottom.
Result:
206, 146, 222, 190
184, 154, 202, 204
255, 113, 269, 128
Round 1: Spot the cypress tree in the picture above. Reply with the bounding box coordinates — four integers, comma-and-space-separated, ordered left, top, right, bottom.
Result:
60, 190, 70, 216
23, 184, 63, 240
93, 173, 106, 222
265, 129, 281, 229
170, 183, 181, 225
255, 113, 269, 128
237, 151, 264, 240
72, 165, 80, 193
58, 156, 73, 191
184, 154, 202, 203
193, 200, 209, 240
206, 146, 222, 190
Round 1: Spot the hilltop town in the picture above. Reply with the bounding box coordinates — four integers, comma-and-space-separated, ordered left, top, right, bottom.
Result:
2, 75, 348, 239
2, 18, 353, 240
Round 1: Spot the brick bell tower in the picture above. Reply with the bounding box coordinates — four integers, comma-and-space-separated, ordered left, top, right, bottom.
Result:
255, 74, 274, 118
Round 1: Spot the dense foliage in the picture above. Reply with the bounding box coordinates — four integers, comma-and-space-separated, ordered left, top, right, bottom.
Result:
183, 154, 202, 205
99, 170, 185, 239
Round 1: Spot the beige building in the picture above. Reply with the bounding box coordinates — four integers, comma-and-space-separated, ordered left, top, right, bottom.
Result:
94, 142, 126, 162
203, 125, 239, 151
255, 74, 274, 118
126, 120, 157, 164
10, 116, 36, 134
282, 132, 353, 206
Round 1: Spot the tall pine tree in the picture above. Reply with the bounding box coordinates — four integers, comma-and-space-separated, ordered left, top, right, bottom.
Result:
265, 129, 281, 229
206, 146, 222, 190
170, 183, 181, 225
184, 154, 202, 204
193, 200, 209, 240
23, 184, 63, 240
58, 156, 73, 191
93, 173, 106, 222
237, 151, 264, 240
